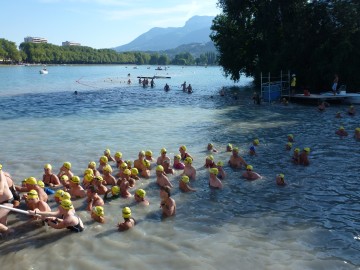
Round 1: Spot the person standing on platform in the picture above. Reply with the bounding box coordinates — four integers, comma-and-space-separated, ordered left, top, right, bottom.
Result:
332, 74, 339, 95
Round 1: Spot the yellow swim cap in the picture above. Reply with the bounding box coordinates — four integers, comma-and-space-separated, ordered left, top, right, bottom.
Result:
246, 165, 253, 171
124, 169, 131, 175
174, 154, 181, 160
111, 185, 120, 195
208, 143, 213, 147
126, 160, 132, 166
206, 155, 214, 161
84, 173, 94, 183
60, 199, 74, 210
143, 160, 150, 168
61, 175, 69, 182
92, 206, 104, 217
145, 150, 153, 156
356, 127, 360, 132
61, 192, 71, 201
120, 162, 128, 169
217, 161, 224, 166
227, 143, 233, 149
233, 147, 239, 152
37, 180, 45, 188
131, 168, 139, 175
122, 207, 131, 218
184, 157, 193, 164
115, 152, 122, 158
135, 189, 146, 198
209, 168, 219, 175
160, 148, 167, 154
139, 151, 145, 156
88, 161, 96, 168
71, 176, 80, 184
180, 145, 187, 151
55, 189, 65, 198
156, 165, 164, 172
103, 165, 113, 173
253, 139, 259, 146
27, 189, 39, 199
100, 156, 108, 164
95, 176, 104, 182
26, 177, 38, 185
288, 134, 294, 138
294, 148, 300, 153
63, 162, 71, 170
181, 175, 190, 183
104, 149, 111, 155
84, 168, 93, 176
287, 142, 292, 147
304, 147, 311, 153
339, 126, 344, 130
278, 174, 285, 179
44, 163, 52, 170
0, 164, 2, 170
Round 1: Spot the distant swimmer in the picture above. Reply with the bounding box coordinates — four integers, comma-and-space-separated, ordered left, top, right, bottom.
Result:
348, 105, 356, 116
228, 147, 247, 169
187, 84, 193, 93
335, 126, 348, 137
276, 174, 286, 186
226, 143, 233, 152
164, 83, 170, 91
134, 189, 149, 206
160, 186, 176, 217
242, 165, 262, 181
118, 207, 136, 231
335, 111, 342, 118
299, 148, 310, 166
207, 143, 218, 152
285, 142, 292, 151
150, 79, 155, 87
181, 81, 187, 91
292, 148, 300, 164
179, 175, 196, 192
354, 127, 360, 140
252, 92, 261, 105
209, 168, 223, 189
287, 134, 294, 143
91, 206, 105, 223
74, 91, 78, 95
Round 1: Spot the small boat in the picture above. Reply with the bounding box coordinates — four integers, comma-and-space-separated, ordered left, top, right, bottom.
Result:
155, 67, 163, 70
320, 90, 360, 104
39, 68, 48, 74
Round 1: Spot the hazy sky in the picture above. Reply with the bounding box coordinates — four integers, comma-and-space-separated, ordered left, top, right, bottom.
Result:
2, 0, 220, 49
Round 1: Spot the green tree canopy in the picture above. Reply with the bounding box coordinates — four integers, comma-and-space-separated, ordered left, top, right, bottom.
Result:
211, 0, 360, 90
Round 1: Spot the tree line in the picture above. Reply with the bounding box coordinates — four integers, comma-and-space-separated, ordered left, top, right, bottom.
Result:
211, 0, 360, 91
0, 39, 217, 66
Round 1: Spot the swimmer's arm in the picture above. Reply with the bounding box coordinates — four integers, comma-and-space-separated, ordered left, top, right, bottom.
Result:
47, 218, 66, 229
29, 209, 59, 217
0, 171, 5, 195
117, 222, 129, 231
15, 185, 28, 192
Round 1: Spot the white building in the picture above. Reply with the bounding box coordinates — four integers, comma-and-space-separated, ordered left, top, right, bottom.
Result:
24, 36, 48, 43
62, 41, 81, 46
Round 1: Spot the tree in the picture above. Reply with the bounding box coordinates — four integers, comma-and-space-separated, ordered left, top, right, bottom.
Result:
211, 0, 360, 90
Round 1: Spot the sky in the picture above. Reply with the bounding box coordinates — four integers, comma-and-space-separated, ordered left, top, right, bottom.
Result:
1, 0, 221, 49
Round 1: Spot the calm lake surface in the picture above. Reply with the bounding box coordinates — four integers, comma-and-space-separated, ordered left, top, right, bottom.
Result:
0, 65, 359, 270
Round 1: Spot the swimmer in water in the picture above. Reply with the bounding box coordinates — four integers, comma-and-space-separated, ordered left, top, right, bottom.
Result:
173, 154, 185, 170
114, 152, 124, 168
91, 206, 105, 223
204, 155, 216, 168
276, 174, 286, 186
104, 149, 116, 162
118, 207, 136, 231
216, 161, 226, 179
292, 148, 300, 164
134, 151, 150, 179
228, 147, 247, 169
24, 189, 51, 213
348, 105, 356, 116
179, 145, 193, 161
287, 134, 294, 143
42, 163, 61, 188
102, 165, 116, 186
285, 142, 292, 151
156, 165, 173, 188
242, 165, 262, 181
134, 189, 149, 206
97, 156, 108, 174
103, 185, 120, 201
355, 127, 360, 141
68, 176, 86, 199
207, 143, 218, 152
335, 126, 348, 137
209, 168, 223, 189
15, 177, 48, 202
335, 111, 342, 118
179, 175, 196, 192
226, 143, 233, 152
160, 186, 176, 217
181, 157, 196, 180
299, 148, 310, 166
86, 186, 104, 211
57, 162, 74, 183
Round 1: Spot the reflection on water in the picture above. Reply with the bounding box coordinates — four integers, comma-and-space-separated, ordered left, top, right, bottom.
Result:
0, 66, 359, 269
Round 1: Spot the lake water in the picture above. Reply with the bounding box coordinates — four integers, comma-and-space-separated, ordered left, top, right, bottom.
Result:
0, 65, 359, 270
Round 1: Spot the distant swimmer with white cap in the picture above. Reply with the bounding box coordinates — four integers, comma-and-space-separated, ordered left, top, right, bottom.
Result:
242, 165, 262, 181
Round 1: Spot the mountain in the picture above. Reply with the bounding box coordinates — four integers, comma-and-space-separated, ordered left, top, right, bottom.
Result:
114, 16, 215, 52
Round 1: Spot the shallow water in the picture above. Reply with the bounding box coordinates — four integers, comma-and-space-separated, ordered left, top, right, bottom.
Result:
0, 65, 359, 269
